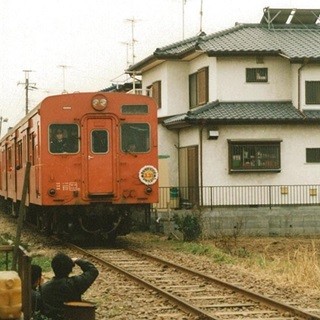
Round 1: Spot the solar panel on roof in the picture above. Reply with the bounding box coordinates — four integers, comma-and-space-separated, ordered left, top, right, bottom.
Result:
260, 8, 292, 24
290, 9, 320, 24
260, 8, 320, 25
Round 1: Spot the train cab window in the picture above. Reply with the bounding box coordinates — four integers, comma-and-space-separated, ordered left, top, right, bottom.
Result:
91, 130, 108, 153
49, 124, 79, 154
121, 123, 150, 153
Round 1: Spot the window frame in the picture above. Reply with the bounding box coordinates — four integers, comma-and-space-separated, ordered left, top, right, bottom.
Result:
305, 81, 320, 105
228, 140, 281, 173
91, 129, 109, 154
147, 81, 161, 108
246, 68, 268, 83
49, 124, 79, 154
306, 148, 320, 163
16, 140, 23, 170
189, 67, 209, 109
120, 123, 150, 153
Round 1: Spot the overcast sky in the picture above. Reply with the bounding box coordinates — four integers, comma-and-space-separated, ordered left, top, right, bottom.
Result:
0, 0, 317, 131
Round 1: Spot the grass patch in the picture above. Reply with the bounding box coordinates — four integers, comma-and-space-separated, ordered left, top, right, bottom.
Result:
173, 241, 235, 264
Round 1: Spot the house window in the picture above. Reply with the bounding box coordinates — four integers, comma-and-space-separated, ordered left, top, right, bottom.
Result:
189, 67, 209, 109
148, 81, 161, 108
228, 140, 281, 172
305, 81, 320, 104
246, 68, 268, 82
306, 148, 320, 163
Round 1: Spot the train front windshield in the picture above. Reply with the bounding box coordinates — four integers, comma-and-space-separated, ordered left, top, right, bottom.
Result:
49, 124, 79, 154
121, 123, 150, 153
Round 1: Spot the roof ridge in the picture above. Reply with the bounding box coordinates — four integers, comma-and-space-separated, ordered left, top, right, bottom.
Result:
154, 32, 206, 54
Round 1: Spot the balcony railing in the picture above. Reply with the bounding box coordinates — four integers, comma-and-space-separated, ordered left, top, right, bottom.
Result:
126, 88, 151, 95
156, 185, 320, 210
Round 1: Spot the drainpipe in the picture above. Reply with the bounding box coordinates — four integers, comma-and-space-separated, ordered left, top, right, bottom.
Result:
298, 59, 308, 111
177, 129, 180, 186
199, 125, 204, 206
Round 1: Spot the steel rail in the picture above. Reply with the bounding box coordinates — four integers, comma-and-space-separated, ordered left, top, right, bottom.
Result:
66, 242, 218, 320
126, 247, 320, 320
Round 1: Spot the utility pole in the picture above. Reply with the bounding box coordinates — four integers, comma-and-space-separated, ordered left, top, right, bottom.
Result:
18, 70, 36, 115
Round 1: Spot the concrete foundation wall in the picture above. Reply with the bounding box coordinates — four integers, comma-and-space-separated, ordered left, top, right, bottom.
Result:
152, 206, 320, 237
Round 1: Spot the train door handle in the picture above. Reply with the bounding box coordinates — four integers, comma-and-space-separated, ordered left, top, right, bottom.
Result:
88, 155, 94, 160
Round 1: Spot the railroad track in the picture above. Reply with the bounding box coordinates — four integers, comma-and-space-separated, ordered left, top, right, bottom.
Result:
65, 241, 320, 320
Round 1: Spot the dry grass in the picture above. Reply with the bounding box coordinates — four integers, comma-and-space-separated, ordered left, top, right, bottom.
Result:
235, 239, 320, 292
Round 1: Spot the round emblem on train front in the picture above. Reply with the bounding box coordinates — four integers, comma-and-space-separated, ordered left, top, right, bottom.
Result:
139, 165, 158, 185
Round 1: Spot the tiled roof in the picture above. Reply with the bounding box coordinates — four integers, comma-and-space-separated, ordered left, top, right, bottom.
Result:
163, 101, 316, 127
154, 32, 206, 57
128, 23, 320, 72
302, 109, 320, 119
155, 24, 320, 61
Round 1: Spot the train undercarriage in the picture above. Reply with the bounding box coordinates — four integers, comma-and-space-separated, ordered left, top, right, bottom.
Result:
0, 197, 151, 242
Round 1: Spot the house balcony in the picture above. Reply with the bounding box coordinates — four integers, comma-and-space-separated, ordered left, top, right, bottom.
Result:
126, 88, 151, 95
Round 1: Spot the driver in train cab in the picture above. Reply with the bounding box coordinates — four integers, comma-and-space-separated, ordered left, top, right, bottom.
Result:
50, 129, 68, 153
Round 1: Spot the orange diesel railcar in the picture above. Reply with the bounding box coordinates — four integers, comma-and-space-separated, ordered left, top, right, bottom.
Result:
0, 92, 158, 240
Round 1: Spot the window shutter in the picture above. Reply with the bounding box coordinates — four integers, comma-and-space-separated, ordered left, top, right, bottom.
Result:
152, 81, 161, 108
197, 67, 208, 105
189, 73, 197, 109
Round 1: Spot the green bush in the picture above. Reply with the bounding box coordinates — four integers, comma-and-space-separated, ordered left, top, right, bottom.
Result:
174, 213, 201, 241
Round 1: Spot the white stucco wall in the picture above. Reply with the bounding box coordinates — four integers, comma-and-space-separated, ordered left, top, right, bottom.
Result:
142, 54, 303, 119
216, 56, 292, 101
300, 64, 320, 110
140, 54, 320, 190
178, 124, 320, 186
142, 61, 189, 117
157, 125, 179, 186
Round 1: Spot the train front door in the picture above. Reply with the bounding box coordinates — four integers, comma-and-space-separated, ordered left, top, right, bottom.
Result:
83, 118, 114, 197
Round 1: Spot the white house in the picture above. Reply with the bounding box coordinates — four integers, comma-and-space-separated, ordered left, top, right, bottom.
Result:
127, 8, 320, 209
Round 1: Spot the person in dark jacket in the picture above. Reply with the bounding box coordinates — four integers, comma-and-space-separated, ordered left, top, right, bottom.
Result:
40, 252, 99, 320
31, 264, 43, 313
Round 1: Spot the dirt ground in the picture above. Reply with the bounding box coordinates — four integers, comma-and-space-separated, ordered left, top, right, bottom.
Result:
226, 235, 320, 258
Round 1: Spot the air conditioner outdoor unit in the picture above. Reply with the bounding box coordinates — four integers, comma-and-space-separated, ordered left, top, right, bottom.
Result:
208, 130, 219, 140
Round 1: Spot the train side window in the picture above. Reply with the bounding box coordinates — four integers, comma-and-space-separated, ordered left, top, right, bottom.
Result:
16, 140, 22, 170
121, 123, 150, 153
91, 130, 108, 153
49, 124, 79, 154
30, 134, 36, 165
7, 147, 12, 171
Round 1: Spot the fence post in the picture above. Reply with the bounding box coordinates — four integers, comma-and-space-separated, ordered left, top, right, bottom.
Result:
20, 254, 32, 320
269, 185, 272, 209
12, 162, 31, 271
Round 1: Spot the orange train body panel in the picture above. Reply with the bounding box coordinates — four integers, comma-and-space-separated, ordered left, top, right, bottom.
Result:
0, 92, 158, 237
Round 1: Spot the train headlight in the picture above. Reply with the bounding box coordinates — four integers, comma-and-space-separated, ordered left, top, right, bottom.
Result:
145, 186, 152, 194
91, 94, 108, 111
48, 188, 56, 196
139, 165, 158, 185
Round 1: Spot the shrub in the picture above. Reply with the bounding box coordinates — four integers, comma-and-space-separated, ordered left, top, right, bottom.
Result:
174, 213, 201, 241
